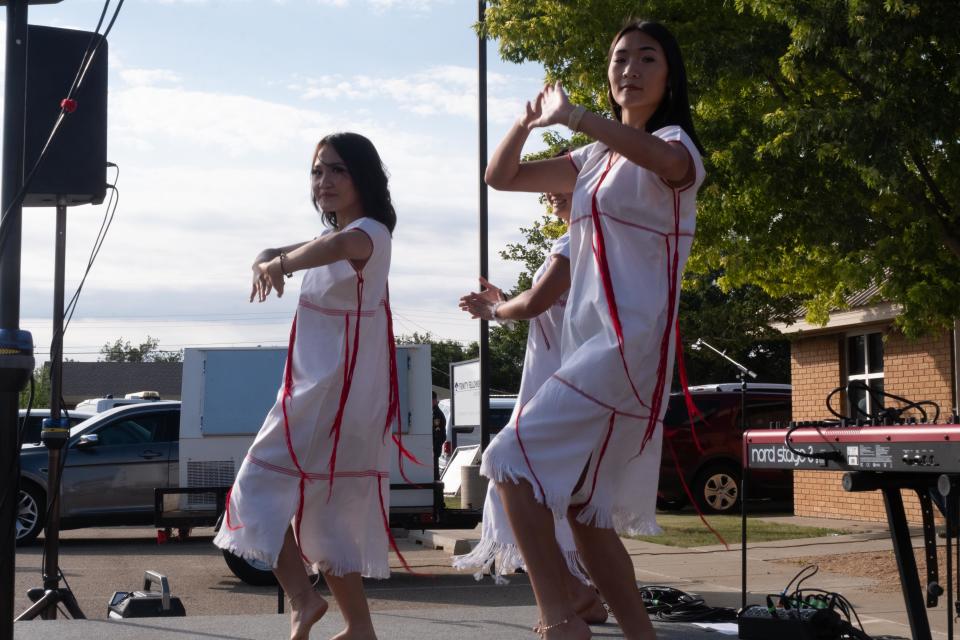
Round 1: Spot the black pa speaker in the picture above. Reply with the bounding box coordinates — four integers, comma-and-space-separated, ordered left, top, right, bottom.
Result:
24, 25, 108, 207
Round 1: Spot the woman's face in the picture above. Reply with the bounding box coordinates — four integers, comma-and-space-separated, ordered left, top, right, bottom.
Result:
312, 144, 361, 215
607, 30, 669, 117
546, 191, 572, 223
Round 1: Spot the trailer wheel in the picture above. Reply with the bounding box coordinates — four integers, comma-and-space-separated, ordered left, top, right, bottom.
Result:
222, 549, 277, 586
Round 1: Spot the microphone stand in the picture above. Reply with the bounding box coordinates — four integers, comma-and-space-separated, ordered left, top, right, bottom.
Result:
692, 338, 756, 611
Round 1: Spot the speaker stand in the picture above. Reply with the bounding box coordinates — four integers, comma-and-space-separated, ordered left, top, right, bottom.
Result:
16, 199, 84, 621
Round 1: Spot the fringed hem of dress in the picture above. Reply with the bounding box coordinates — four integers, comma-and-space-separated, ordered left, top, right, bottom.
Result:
482, 462, 662, 534
213, 536, 279, 570
452, 539, 589, 586
311, 558, 390, 580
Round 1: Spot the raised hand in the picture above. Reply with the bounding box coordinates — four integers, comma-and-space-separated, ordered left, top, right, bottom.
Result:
526, 82, 574, 130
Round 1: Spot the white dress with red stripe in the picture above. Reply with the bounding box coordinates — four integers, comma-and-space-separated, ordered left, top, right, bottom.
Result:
453, 234, 588, 582
480, 125, 705, 534
214, 217, 406, 579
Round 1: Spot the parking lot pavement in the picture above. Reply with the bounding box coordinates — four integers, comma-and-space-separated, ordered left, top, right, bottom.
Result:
13, 518, 927, 639
14, 526, 536, 620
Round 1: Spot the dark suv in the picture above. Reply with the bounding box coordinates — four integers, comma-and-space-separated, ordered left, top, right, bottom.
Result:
657, 383, 792, 514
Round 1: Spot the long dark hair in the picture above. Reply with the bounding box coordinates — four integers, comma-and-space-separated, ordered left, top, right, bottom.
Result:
606, 20, 704, 154
311, 132, 397, 233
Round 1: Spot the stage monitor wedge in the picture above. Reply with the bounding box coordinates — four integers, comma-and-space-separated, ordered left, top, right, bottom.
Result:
24, 24, 108, 207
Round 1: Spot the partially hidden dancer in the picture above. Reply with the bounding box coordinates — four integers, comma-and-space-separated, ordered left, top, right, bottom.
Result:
452, 148, 607, 626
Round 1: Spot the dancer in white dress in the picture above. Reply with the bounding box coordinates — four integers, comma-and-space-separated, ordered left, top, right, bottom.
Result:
452, 186, 606, 624
213, 132, 408, 640
481, 21, 706, 640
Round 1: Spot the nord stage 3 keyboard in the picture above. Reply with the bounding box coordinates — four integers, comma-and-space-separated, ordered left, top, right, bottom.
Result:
744, 422, 960, 473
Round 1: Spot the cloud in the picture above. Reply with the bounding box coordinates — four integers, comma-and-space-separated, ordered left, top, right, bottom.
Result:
119, 68, 182, 87
19, 63, 547, 357
292, 65, 531, 123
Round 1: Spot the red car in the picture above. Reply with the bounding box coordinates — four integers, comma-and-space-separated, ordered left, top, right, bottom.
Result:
657, 383, 793, 514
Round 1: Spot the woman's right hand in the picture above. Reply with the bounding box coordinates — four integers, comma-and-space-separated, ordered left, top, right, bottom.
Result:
458, 277, 506, 320
250, 258, 285, 302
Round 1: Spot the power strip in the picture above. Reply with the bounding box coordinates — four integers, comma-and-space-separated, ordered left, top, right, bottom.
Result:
738, 605, 843, 640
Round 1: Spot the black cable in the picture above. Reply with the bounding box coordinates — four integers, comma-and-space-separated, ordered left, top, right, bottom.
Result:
825, 380, 941, 425
64, 168, 119, 334
639, 585, 737, 623
771, 564, 875, 639
784, 422, 842, 461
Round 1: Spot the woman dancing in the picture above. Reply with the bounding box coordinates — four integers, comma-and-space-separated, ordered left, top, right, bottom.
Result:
480, 20, 706, 640
214, 132, 402, 640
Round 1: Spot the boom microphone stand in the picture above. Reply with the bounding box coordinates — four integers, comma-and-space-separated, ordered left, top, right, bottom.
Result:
691, 338, 756, 610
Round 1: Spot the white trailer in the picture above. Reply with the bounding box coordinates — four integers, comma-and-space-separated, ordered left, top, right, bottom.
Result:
159, 345, 438, 584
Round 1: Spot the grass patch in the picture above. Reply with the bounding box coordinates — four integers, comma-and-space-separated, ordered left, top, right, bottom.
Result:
630, 515, 846, 548
444, 496, 461, 510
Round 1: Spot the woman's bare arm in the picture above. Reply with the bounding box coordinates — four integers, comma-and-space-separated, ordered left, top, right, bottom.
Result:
251, 230, 372, 302
459, 255, 570, 322
531, 82, 694, 186
485, 97, 579, 194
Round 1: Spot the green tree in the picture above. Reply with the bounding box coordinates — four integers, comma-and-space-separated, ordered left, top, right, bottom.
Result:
482, 0, 960, 337
19, 364, 51, 409
396, 332, 479, 389
99, 336, 183, 363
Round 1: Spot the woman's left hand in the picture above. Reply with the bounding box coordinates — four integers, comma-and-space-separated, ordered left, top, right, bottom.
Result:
250, 258, 285, 302
527, 82, 574, 129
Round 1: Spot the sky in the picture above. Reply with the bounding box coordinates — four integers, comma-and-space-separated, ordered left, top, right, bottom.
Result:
5, 0, 558, 363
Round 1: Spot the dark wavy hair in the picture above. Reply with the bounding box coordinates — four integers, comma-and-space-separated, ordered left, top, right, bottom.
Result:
311, 132, 397, 233
606, 20, 704, 154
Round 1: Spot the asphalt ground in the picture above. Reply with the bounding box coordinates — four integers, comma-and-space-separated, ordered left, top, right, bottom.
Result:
13, 527, 536, 619
11, 517, 934, 639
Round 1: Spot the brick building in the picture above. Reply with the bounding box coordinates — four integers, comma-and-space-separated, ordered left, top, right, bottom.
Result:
774, 294, 959, 524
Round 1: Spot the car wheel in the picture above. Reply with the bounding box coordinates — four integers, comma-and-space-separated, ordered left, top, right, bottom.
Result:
694, 464, 740, 514
17, 482, 45, 545
222, 549, 277, 586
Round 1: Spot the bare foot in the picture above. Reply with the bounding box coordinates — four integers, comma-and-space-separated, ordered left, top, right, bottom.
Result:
290, 589, 329, 640
329, 626, 377, 640
571, 584, 608, 625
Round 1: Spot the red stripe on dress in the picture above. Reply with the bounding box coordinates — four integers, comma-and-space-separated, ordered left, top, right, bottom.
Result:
383, 284, 423, 484
569, 212, 694, 237
673, 319, 706, 454
326, 274, 365, 501
664, 434, 727, 547
377, 474, 418, 574
589, 153, 651, 416
247, 455, 388, 481
513, 401, 547, 500
535, 318, 550, 351
223, 487, 244, 531
550, 374, 649, 420
299, 298, 379, 317
641, 189, 683, 453
583, 411, 617, 507
279, 312, 310, 563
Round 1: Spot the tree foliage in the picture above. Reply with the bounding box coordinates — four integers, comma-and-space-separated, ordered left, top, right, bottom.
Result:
482, 0, 960, 337
19, 365, 51, 409
99, 336, 183, 363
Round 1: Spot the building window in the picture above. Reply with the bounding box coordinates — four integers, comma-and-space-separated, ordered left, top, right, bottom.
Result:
846, 332, 884, 418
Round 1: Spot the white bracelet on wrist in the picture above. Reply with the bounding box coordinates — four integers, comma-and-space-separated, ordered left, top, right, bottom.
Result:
491, 301, 505, 321
567, 105, 586, 132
